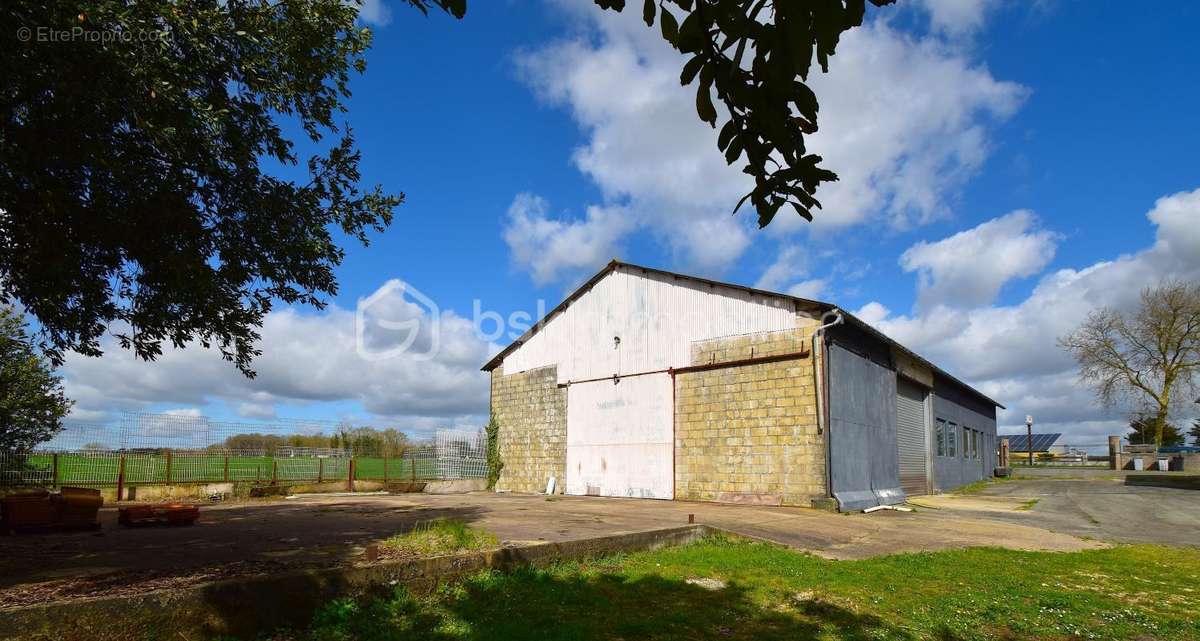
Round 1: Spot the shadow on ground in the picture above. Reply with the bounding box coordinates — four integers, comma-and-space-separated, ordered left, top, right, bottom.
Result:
0, 501, 488, 599
281, 566, 951, 641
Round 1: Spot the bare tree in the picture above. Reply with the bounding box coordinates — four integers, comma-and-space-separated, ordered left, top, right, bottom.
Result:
1059, 280, 1200, 447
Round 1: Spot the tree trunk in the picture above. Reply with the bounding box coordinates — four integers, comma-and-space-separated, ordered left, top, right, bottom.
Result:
1156, 386, 1173, 448
1153, 408, 1169, 448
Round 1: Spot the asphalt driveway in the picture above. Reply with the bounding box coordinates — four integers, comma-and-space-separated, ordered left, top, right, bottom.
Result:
914, 478, 1200, 546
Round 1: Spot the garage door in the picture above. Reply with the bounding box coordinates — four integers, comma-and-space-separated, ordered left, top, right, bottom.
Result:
896, 377, 930, 497
565, 374, 673, 499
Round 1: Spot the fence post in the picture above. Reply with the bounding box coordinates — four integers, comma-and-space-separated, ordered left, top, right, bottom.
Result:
224, 456, 230, 482
411, 452, 416, 484
271, 459, 278, 485
347, 458, 356, 492
318, 457, 324, 484
51, 453, 59, 488
383, 454, 389, 484
165, 449, 173, 484
116, 454, 126, 501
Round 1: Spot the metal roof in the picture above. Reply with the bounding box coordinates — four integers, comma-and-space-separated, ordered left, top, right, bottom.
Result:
482, 259, 1004, 409
1000, 433, 1062, 452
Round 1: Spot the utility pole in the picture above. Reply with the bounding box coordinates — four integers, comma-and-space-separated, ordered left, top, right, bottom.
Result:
1026, 415, 1034, 467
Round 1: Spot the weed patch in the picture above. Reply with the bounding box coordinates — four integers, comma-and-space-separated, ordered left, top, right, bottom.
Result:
378, 519, 498, 559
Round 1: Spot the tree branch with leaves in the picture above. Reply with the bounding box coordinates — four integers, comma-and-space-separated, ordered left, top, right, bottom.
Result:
0, 306, 73, 452
2, 0, 889, 377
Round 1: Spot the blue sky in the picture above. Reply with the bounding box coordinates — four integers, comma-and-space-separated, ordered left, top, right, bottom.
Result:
59, 1, 1200, 445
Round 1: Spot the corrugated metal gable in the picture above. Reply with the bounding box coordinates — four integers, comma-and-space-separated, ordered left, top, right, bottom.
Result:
500, 265, 799, 383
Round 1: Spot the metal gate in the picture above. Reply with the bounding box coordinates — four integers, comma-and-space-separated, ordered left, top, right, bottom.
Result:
564, 374, 673, 499
896, 377, 930, 497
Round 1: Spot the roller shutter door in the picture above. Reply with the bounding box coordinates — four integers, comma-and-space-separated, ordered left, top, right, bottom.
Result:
565, 374, 673, 499
896, 377, 929, 497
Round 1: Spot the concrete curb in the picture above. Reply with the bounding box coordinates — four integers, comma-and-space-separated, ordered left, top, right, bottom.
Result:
1, 524, 714, 641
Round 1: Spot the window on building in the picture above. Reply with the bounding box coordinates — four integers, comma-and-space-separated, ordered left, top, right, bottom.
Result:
967, 429, 976, 459
936, 419, 946, 456
973, 431, 980, 459
947, 422, 957, 457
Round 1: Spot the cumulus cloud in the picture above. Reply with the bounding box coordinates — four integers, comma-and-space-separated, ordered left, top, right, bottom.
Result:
61, 280, 493, 434
900, 210, 1060, 310
512, 4, 1025, 284
502, 193, 633, 285
357, 0, 392, 26
792, 22, 1026, 232
858, 187, 1200, 442
753, 247, 829, 300
916, 0, 1002, 36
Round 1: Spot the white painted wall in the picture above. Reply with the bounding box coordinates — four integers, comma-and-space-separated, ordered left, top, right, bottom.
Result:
565, 374, 673, 499
502, 266, 798, 382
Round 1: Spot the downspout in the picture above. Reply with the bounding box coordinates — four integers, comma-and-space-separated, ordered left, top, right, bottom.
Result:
811, 310, 843, 504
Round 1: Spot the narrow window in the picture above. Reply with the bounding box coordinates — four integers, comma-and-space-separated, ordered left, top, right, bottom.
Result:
936, 420, 946, 457
948, 423, 957, 457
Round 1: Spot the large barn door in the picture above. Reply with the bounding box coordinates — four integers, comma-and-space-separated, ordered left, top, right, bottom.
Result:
827, 342, 904, 511
565, 374, 673, 499
896, 377, 930, 497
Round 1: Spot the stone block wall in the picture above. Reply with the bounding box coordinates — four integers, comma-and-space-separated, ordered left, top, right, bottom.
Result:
489, 365, 567, 494
674, 324, 826, 506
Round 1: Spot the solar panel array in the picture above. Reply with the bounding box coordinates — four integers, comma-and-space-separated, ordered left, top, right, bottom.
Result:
999, 433, 1061, 452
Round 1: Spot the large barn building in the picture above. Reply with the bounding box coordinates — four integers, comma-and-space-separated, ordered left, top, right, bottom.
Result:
482, 261, 1003, 511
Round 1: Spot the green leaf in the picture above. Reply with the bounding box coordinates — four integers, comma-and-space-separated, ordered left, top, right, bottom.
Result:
696, 82, 717, 126
717, 119, 737, 151
660, 8, 679, 44
724, 134, 743, 165
679, 55, 704, 86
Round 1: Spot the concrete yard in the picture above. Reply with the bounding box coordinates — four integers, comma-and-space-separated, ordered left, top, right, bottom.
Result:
0, 489, 1106, 609
913, 477, 1200, 546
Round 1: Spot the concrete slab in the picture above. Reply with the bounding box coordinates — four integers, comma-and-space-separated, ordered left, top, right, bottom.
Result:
0, 490, 1104, 611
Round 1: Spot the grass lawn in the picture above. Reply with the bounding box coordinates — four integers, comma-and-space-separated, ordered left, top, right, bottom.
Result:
260, 537, 1200, 641
19, 454, 432, 485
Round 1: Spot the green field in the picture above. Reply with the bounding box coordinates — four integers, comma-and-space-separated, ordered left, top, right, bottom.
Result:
19, 453, 437, 486
255, 537, 1200, 641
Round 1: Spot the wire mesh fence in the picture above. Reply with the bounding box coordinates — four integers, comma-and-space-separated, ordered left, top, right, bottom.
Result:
1, 413, 486, 489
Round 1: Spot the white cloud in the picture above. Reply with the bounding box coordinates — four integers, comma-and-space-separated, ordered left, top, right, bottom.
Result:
61, 282, 493, 435
358, 0, 392, 26
858, 187, 1200, 443
752, 247, 829, 300
236, 401, 277, 420
900, 210, 1060, 310
502, 193, 633, 285
1147, 188, 1200, 265
793, 21, 1026, 232
514, 4, 1025, 284
787, 279, 829, 300
916, 0, 1001, 36
755, 247, 808, 292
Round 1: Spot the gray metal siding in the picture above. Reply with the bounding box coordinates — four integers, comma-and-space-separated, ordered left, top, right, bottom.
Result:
931, 375, 997, 491
827, 342, 904, 511
896, 377, 929, 496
